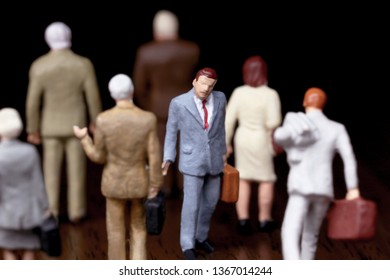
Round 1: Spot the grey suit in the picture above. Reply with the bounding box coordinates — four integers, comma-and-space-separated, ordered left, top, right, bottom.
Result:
0, 140, 49, 249
274, 110, 358, 259
164, 88, 227, 251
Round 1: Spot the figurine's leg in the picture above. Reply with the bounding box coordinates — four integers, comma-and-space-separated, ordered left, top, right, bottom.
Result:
180, 174, 202, 251
43, 138, 64, 218
21, 250, 35, 260
66, 137, 86, 221
106, 198, 126, 259
258, 181, 275, 222
235, 179, 251, 220
2, 249, 18, 260
196, 174, 220, 242
281, 194, 308, 259
129, 198, 147, 260
300, 196, 331, 260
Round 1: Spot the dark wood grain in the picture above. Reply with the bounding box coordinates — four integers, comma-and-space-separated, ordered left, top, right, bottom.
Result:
1, 155, 389, 260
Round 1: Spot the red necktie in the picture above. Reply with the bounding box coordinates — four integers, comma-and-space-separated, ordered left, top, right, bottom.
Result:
202, 99, 209, 130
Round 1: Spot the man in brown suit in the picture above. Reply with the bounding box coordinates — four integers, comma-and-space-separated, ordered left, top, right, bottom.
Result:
25, 22, 102, 222
73, 74, 163, 260
133, 10, 200, 196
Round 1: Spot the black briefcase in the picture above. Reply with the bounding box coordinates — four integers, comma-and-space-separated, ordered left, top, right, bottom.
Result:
33, 214, 62, 257
145, 191, 166, 235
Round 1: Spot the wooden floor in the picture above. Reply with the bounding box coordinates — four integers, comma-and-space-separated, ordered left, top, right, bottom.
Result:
2, 153, 390, 260
35, 154, 390, 260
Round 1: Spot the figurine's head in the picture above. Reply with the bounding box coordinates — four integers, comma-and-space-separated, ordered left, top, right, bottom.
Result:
45, 22, 72, 50
153, 10, 179, 41
193, 67, 218, 100
242, 55, 268, 87
0, 108, 23, 140
303, 87, 327, 110
109, 74, 134, 101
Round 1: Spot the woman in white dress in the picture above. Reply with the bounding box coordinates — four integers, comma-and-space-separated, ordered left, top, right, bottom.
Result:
225, 56, 282, 234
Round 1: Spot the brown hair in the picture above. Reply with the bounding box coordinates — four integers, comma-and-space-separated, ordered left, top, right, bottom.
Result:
195, 67, 218, 81
242, 55, 268, 87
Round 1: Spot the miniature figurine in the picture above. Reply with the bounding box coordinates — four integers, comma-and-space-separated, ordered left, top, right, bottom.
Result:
225, 55, 282, 234
25, 21, 102, 223
133, 10, 200, 197
73, 74, 163, 260
162, 67, 227, 260
273, 87, 360, 259
0, 108, 50, 260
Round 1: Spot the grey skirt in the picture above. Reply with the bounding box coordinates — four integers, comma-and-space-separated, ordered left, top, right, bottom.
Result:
0, 227, 40, 250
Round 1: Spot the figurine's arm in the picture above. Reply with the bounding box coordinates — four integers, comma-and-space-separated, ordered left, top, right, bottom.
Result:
132, 50, 149, 109
274, 112, 318, 148
225, 90, 239, 158
265, 90, 283, 155
26, 65, 43, 144
147, 116, 163, 199
83, 60, 102, 133
162, 100, 179, 165
336, 125, 360, 200
73, 122, 107, 164
32, 147, 50, 212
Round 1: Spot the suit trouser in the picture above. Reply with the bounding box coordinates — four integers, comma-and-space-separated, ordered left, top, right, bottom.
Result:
181, 174, 220, 251
106, 197, 147, 260
281, 193, 331, 259
43, 137, 86, 220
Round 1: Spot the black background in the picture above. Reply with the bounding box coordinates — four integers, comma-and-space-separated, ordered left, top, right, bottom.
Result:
1, 3, 388, 185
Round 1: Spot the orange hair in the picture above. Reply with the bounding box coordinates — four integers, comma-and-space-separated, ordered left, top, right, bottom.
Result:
303, 87, 327, 109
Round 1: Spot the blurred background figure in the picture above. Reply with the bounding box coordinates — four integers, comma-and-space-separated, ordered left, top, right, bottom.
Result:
133, 9, 200, 197
73, 74, 162, 260
25, 21, 102, 223
225, 55, 282, 235
274, 87, 360, 259
0, 108, 50, 260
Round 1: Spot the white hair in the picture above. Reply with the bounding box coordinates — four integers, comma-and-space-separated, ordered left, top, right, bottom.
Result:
153, 10, 178, 38
45, 21, 72, 50
0, 108, 23, 139
108, 74, 134, 100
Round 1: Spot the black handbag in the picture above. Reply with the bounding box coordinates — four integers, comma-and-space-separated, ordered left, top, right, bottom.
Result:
34, 215, 62, 257
145, 191, 166, 235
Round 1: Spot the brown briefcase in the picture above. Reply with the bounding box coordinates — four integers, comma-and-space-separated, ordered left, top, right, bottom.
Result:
220, 164, 239, 203
327, 197, 377, 241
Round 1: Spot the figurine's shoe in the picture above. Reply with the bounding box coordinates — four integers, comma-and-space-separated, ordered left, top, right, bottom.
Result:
183, 249, 197, 260
237, 219, 252, 235
258, 220, 277, 233
195, 239, 214, 253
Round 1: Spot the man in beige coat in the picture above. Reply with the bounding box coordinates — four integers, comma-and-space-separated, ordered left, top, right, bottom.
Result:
25, 22, 102, 222
73, 74, 162, 260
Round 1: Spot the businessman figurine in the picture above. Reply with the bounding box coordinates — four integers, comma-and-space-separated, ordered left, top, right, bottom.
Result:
73, 74, 162, 259
273, 87, 360, 259
25, 22, 102, 223
133, 10, 200, 197
162, 67, 227, 260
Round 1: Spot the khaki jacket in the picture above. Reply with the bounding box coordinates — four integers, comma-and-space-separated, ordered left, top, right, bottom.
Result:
81, 102, 163, 198
26, 49, 102, 137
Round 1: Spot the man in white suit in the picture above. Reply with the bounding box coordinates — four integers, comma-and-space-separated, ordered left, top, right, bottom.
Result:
162, 67, 227, 260
274, 87, 360, 260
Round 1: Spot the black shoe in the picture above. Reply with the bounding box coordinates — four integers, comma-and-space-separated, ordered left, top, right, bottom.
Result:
237, 219, 252, 235
258, 220, 277, 233
195, 239, 214, 253
183, 249, 197, 260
